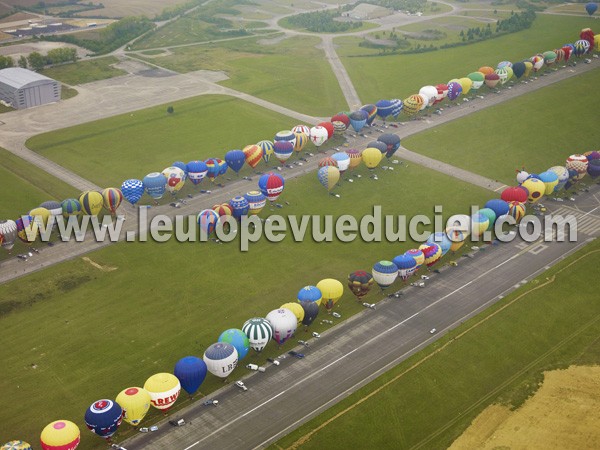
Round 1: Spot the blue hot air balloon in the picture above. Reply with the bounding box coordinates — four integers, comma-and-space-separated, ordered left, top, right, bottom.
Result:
349, 110, 368, 132
198, 209, 219, 235
61, 198, 82, 217
372, 261, 398, 290
390, 98, 404, 118
187, 160, 208, 185
484, 199, 510, 220
229, 196, 250, 219
218, 329, 250, 361
392, 254, 417, 281
377, 133, 401, 159
585, 2, 597, 15
427, 232, 452, 255
204, 158, 221, 183
84, 399, 123, 439
244, 191, 266, 215
225, 150, 246, 174
297, 285, 322, 304
375, 100, 394, 120
121, 179, 144, 206
143, 172, 167, 200
360, 104, 377, 125
174, 356, 207, 396
299, 300, 319, 327
172, 161, 188, 180
217, 158, 228, 176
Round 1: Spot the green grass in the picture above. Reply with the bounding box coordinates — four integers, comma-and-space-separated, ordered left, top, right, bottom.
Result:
40, 56, 126, 85
61, 85, 78, 99
273, 238, 600, 450
278, 15, 380, 33
26, 95, 301, 187
139, 49, 166, 55
336, 14, 595, 100
0, 103, 14, 113
0, 160, 492, 450
133, 35, 349, 116
0, 147, 78, 219
403, 68, 600, 185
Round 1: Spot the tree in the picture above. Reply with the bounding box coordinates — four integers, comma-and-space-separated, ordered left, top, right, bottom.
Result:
0, 55, 14, 69
27, 52, 45, 71
18, 55, 28, 68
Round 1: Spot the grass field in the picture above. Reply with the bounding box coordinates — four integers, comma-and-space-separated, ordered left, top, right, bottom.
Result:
403, 68, 600, 185
26, 95, 300, 187
273, 239, 600, 450
40, 56, 126, 85
336, 14, 595, 101
278, 15, 380, 33
74, 0, 186, 18
61, 86, 78, 100
132, 35, 349, 116
0, 158, 492, 449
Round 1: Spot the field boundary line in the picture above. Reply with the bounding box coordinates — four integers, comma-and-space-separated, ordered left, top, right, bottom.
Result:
285, 249, 600, 450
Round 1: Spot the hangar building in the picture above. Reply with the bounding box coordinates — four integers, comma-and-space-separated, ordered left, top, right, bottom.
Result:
0, 68, 61, 109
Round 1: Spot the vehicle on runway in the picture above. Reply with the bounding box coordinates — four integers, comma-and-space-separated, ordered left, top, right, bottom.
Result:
235, 381, 248, 391
110, 444, 127, 450
169, 418, 186, 427
312, 332, 321, 338
332, 312, 341, 318
362, 302, 376, 309
298, 340, 309, 347
288, 351, 305, 359
421, 275, 429, 280
449, 261, 458, 267
267, 358, 280, 366
430, 328, 437, 334
203, 399, 219, 406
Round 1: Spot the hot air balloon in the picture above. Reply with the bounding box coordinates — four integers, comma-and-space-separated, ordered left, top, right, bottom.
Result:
362, 147, 382, 169
467, 72, 485, 91
203, 343, 238, 378
495, 67, 510, 84
587, 159, 600, 178
375, 99, 394, 121
484, 199, 510, 220
0, 220, 18, 252
574, 39, 590, 56
346, 149, 362, 170
198, 209, 219, 235
243, 144, 263, 169
543, 50, 557, 65
521, 178, 545, 203
229, 196, 250, 219
445, 227, 466, 252
586, 2, 598, 15
299, 300, 319, 327
39, 201, 61, 224
347, 270, 374, 300
318, 121, 334, 140
258, 172, 284, 202
174, 356, 207, 396
392, 254, 417, 281
120, 179, 144, 205
162, 166, 185, 194
530, 54, 544, 72
538, 171, 559, 195
204, 158, 221, 183
185, 161, 207, 186
447, 81, 462, 101
508, 201, 526, 222
377, 133, 401, 159
40, 421, 80, 450
426, 232, 452, 255
446, 214, 471, 236
84, 399, 123, 439
225, 150, 246, 174
219, 329, 250, 361
79, 191, 103, 216
244, 191, 266, 215
478, 66, 494, 75
458, 77, 473, 95
331, 152, 350, 174
418, 85, 438, 106
144, 373, 181, 411
501, 186, 529, 203
61, 198, 81, 217
256, 140, 274, 164
1, 441, 31, 450
242, 318, 273, 352
478, 208, 496, 232
273, 140, 294, 165
292, 124, 310, 136
405, 248, 425, 270
367, 140, 387, 155
317, 166, 340, 191
101, 188, 123, 215
297, 285, 322, 305
29, 207, 50, 233
143, 173, 167, 201
497, 60, 512, 69
309, 126, 328, 147
402, 95, 421, 116
484, 73, 500, 89
548, 166, 569, 191
331, 113, 350, 133
523, 60, 534, 77
419, 244, 443, 268
512, 61, 526, 79
213, 203, 233, 218
566, 154, 589, 182
349, 110, 368, 132
316, 278, 344, 311
390, 98, 404, 117
281, 302, 305, 324
115, 387, 151, 426
293, 130, 308, 153
266, 308, 297, 345
274, 130, 296, 148
16, 215, 36, 244
468, 212, 489, 237
372, 261, 398, 290
361, 104, 377, 125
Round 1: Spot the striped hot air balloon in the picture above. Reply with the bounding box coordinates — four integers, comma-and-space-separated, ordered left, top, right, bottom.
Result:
242, 318, 273, 352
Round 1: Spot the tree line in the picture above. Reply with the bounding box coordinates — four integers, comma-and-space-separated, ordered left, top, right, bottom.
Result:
0, 47, 77, 71
287, 8, 363, 33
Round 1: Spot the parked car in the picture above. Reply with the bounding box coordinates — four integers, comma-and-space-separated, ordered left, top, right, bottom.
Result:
297, 340, 309, 347
312, 332, 321, 338
288, 350, 305, 359
430, 328, 437, 334
267, 358, 280, 366
169, 418, 185, 427
235, 380, 248, 391
203, 399, 218, 406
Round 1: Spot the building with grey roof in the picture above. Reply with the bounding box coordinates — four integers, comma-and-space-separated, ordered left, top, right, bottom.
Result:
0, 67, 61, 109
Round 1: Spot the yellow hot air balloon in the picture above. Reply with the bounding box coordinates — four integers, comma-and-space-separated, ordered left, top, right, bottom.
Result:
144, 373, 181, 411
79, 191, 104, 216
281, 302, 305, 323
445, 227, 466, 252
361, 147, 382, 169
470, 212, 489, 237
523, 61, 533, 77
102, 187, 123, 214
346, 149, 362, 170
28, 207, 50, 230
316, 278, 344, 312
40, 420, 80, 450
458, 77, 473, 95
116, 387, 152, 426
1, 441, 32, 450
293, 131, 308, 153
521, 178, 545, 204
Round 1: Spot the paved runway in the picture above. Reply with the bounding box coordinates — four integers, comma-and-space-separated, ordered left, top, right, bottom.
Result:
124, 186, 600, 450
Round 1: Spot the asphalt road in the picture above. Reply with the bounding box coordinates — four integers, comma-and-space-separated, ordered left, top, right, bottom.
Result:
124, 186, 600, 450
